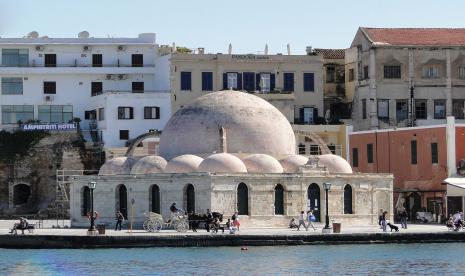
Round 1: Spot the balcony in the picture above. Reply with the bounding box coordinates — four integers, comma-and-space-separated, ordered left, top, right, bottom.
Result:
246, 89, 295, 101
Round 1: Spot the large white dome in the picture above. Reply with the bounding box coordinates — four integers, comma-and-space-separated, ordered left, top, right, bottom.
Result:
243, 154, 284, 173
164, 154, 203, 173
318, 154, 353, 174
158, 90, 296, 160
280, 155, 309, 173
198, 153, 247, 173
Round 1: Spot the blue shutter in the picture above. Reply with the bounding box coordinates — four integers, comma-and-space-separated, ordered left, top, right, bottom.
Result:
284, 73, 294, 92
237, 73, 242, 90
270, 73, 275, 91
313, 108, 318, 124
201, 72, 206, 91
223, 73, 227, 90
304, 73, 315, 92
256, 73, 261, 91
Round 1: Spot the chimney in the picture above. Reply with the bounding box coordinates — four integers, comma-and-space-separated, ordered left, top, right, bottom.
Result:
228, 43, 232, 54
198, 47, 205, 54
172, 42, 176, 53
306, 46, 313, 55
264, 44, 268, 55
219, 127, 227, 153
287, 43, 291, 55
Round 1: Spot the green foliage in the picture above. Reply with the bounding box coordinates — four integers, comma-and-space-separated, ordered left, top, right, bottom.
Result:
0, 130, 49, 163
176, 46, 192, 54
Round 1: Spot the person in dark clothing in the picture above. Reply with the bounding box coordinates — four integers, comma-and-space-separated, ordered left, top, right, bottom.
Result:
170, 202, 178, 213
399, 209, 408, 229
115, 211, 124, 231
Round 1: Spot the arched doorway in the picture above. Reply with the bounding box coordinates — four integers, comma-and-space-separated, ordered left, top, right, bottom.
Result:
150, 185, 160, 214
406, 192, 421, 222
344, 184, 353, 214
116, 185, 128, 219
81, 186, 91, 216
274, 184, 284, 215
13, 184, 30, 205
307, 183, 321, 221
185, 184, 195, 213
237, 183, 249, 215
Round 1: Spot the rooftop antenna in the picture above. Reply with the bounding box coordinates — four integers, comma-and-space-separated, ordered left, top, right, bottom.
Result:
172, 42, 176, 53
287, 43, 291, 55
228, 43, 232, 54
264, 44, 268, 55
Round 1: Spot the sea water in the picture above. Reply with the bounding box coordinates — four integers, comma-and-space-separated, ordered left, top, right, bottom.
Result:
0, 243, 463, 275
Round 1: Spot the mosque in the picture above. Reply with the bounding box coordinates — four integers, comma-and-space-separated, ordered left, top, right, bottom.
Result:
69, 90, 393, 228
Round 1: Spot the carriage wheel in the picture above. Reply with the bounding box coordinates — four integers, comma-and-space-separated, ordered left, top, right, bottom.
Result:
153, 219, 162, 232
143, 220, 151, 232
175, 220, 189, 232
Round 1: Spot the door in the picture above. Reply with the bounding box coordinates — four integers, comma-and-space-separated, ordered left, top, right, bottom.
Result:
118, 185, 128, 219
44, 54, 56, 67
307, 183, 321, 221
185, 184, 195, 213
303, 107, 314, 124
447, 197, 463, 218
237, 183, 249, 215
406, 192, 421, 222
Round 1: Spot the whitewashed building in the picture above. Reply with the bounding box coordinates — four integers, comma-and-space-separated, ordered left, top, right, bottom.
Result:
0, 31, 171, 147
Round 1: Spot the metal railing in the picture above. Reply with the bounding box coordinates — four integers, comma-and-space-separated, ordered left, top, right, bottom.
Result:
0, 62, 155, 68
92, 90, 170, 96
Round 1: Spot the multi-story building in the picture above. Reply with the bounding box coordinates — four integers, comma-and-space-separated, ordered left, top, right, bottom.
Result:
346, 28, 465, 130
166, 49, 324, 125
0, 31, 171, 148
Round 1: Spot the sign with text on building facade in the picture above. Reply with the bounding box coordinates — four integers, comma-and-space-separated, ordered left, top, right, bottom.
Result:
22, 123, 77, 131
231, 54, 270, 60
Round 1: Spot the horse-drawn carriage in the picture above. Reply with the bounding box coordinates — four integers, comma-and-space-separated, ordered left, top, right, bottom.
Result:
143, 211, 189, 232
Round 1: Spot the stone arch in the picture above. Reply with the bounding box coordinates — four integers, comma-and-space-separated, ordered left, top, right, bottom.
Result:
237, 182, 249, 215
150, 184, 161, 214
294, 131, 331, 155
13, 184, 31, 206
344, 184, 353, 214
81, 186, 91, 216
274, 184, 285, 215
307, 183, 321, 222
125, 130, 162, 157
184, 184, 195, 213
115, 184, 128, 219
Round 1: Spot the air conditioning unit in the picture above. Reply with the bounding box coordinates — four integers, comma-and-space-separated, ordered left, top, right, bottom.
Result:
117, 45, 126, 51
44, 95, 54, 101
82, 45, 92, 52
105, 74, 113, 80
117, 74, 127, 80
35, 45, 44, 51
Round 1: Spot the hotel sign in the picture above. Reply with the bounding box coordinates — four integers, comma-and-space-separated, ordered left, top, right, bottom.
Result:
231, 54, 270, 60
22, 123, 77, 131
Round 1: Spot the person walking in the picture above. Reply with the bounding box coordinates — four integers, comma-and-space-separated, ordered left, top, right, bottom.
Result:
381, 211, 388, 232
378, 209, 384, 229
297, 211, 308, 231
399, 208, 408, 229
115, 211, 124, 231
307, 210, 317, 231
232, 211, 240, 231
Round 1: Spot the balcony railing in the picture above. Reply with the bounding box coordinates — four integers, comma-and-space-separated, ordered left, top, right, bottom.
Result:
92, 90, 170, 96
0, 61, 154, 68
245, 89, 294, 94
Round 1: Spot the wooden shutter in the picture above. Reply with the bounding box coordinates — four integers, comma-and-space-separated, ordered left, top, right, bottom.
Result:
270, 74, 275, 91
237, 73, 242, 90
223, 73, 227, 90
255, 73, 261, 91
313, 108, 318, 123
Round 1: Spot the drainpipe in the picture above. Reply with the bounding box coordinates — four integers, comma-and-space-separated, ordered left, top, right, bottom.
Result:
446, 116, 456, 177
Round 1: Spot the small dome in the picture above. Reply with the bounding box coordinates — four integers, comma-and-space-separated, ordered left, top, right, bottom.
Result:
198, 153, 247, 173
99, 157, 135, 175
280, 155, 309, 173
130, 156, 167, 174
164, 154, 203, 173
318, 154, 353, 174
243, 154, 283, 173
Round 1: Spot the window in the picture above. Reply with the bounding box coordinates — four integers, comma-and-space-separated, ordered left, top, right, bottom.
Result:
227, 72, 238, 89
131, 54, 143, 67
243, 72, 255, 92
84, 110, 96, 120
459, 67, 465, 79
118, 107, 133, 119
132, 82, 144, 93
283, 72, 294, 92
396, 100, 408, 121
411, 140, 417, 164
367, 144, 373, 164
298, 144, 306, 155
303, 73, 315, 92
98, 108, 104, 121
92, 54, 102, 67
1, 105, 34, 124
453, 100, 464, 119
310, 145, 320, 155
144, 106, 160, 119
326, 66, 335, 83
344, 185, 353, 214
348, 68, 354, 82
180, 72, 192, 91
2, 77, 23, 95
422, 66, 439, 78
431, 142, 438, 164
363, 66, 369, 79
377, 99, 389, 121
352, 148, 359, 167
38, 105, 73, 123
91, 82, 103, 96
43, 81, 56, 94
119, 130, 129, 140
202, 72, 213, 91
299, 107, 316, 124
44, 54, 56, 67
362, 99, 367, 119
2, 49, 28, 66
260, 73, 271, 93
274, 184, 284, 215
384, 65, 401, 79
415, 100, 427, 119
434, 100, 446, 119
237, 183, 248, 215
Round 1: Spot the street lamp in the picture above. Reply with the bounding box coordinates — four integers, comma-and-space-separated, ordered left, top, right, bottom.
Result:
88, 181, 97, 233
323, 182, 332, 230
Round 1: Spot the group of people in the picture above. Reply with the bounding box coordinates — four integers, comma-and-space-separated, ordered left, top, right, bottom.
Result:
378, 209, 402, 232
447, 211, 463, 231
9, 217, 32, 235
289, 210, 317, 231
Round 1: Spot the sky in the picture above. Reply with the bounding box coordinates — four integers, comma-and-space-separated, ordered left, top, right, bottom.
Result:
1, 0, 465, 54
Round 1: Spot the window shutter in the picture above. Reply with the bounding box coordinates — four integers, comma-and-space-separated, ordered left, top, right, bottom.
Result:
237, 73, 242, 90
270, 73, 275, 91
223, 73, 227, 90
313, 108, 318, 124
255, 73, 261, 91
201, 73, 206, 91
156, 107, 160, 119
299, 108, 304, 123
130, 107, 134, 119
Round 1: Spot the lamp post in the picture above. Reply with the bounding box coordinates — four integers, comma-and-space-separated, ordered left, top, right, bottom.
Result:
323, 182, 332, 231
88, 181, 97, 234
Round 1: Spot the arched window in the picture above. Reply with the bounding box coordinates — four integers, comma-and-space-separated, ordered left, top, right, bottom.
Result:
116, 184, 128, 219
13, 184, 31, 205
150, 185, 160, 214
81, 186, 91, 216
344, 184, 353, 214
185, 184, 195, 213
237, 183, 249, 215
307, 183, 320, 222
274, 184, 284, 215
